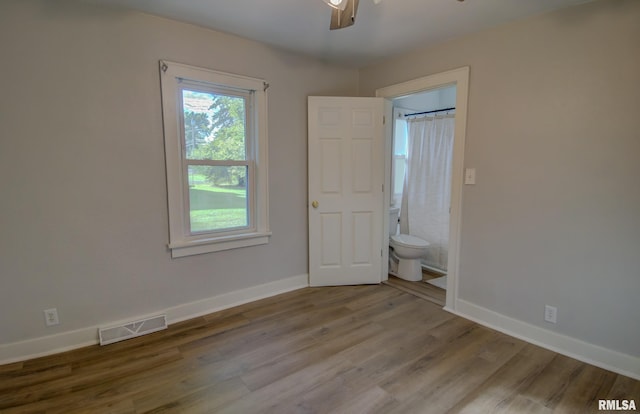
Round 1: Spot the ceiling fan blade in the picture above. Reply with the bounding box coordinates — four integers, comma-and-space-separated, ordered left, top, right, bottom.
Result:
330, 0, 359, 30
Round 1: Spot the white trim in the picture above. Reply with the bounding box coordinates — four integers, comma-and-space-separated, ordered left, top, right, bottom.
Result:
166, 274, 308, 324
376, 66, 470, 311
0, 274, 308, 365
169, 231, 272, 258
381, 99, 394, 282
447, 299, 640, 380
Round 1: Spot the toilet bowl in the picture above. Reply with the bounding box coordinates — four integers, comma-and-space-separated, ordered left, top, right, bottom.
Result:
390, 234, 429, 281
389, 207, 430, 282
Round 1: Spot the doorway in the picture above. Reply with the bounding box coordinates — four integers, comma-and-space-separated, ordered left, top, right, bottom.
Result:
386, 86, 456, 305
377, 67, 470, 311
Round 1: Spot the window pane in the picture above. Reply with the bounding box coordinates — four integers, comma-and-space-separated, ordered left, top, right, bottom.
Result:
188, 165, 248, 233
393, 156, 406, 196
394, 119, 408, 156
182, 89, 247, 161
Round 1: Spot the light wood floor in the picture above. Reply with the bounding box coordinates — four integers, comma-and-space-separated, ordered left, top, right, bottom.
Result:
385, 272, 446, 306
1, 285, 638, 413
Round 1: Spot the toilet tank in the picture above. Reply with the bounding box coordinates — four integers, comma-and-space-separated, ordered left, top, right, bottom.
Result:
389, 207, 400, 235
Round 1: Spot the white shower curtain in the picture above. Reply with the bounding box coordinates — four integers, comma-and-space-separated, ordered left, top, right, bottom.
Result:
400, 114, 455, 271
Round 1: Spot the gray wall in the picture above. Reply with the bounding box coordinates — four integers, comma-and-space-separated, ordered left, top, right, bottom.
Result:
0, 0, 357, 345
360, 0, 640, 357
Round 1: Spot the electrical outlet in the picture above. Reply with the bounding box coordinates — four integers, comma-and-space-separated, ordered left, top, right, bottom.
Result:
544, 305, 557, 324
44, 308, 60, 326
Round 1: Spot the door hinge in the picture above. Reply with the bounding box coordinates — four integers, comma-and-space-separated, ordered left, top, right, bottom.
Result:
382, 184, 384, 192
383, 115, 386, 125
381, 249, 383, 257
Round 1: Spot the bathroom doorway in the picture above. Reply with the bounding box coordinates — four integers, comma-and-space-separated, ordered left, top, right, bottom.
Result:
377, 67, 469, 311
394, 86, 456, 272
387, 86, 456, 304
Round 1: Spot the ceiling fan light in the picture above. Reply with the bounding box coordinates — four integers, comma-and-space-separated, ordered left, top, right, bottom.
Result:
323, 0, 348, 11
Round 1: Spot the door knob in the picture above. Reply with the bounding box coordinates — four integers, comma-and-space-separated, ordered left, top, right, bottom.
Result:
311, 200, 319, 209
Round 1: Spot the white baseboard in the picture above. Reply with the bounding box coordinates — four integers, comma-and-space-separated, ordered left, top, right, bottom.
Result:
165, 273, 309, 324
0, 274, 309, 366
446, 299, 640, 380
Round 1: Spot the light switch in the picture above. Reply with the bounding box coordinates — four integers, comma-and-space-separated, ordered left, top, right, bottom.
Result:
465, 168, 476, 185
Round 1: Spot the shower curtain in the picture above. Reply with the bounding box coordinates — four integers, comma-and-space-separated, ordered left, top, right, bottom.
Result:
400, 114, 455, 272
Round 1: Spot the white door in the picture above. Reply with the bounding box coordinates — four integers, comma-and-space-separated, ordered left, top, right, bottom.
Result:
308, 96, 385, 286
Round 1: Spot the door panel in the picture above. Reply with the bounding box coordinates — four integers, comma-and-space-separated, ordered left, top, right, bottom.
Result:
308, 96, 384, 286
352, 212, 373, 264
320, 213, 342, 266
320, 139, 342, 193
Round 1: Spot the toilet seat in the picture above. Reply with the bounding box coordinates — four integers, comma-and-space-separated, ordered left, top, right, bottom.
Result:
391, 234, 429, 248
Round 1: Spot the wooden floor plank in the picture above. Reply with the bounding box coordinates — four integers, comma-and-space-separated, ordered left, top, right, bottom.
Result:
217, 353, 355, 414
449, 344, 558, 413
606, 374, 640, 402
240, 321, 383, 391
385, 273, 446, 306
553, 364, 617, 414
514, 353, 588, 410
392, 336, 527, 413
1, 284, 637, 413
134, 376, 249, 413
0, 361, 23, 374
331, 385, 400, 413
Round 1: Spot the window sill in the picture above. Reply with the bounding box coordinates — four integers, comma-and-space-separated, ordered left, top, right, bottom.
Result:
169, 231, 272, 258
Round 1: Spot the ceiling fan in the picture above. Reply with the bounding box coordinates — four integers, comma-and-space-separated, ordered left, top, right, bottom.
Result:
322, 0, 381, 30
322, 0, 463, 30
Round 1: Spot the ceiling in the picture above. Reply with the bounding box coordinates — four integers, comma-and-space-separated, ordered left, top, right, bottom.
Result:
84, 0, 592, 68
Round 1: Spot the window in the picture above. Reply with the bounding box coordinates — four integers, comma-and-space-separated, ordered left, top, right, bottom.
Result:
160, 61, 270, 258
392, 112, 408, 207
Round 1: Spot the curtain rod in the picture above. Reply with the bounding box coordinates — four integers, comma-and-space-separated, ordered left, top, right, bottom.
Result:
404, 107, 456, 117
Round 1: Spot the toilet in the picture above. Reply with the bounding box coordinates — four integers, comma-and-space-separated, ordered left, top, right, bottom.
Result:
389, 207, 429, 282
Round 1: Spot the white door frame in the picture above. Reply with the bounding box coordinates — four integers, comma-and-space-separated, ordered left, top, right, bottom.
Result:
376, 66, 470, 311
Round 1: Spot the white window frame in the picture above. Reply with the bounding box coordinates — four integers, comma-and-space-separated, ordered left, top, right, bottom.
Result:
391, 109, 409, 207
160, 60, 270, 258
